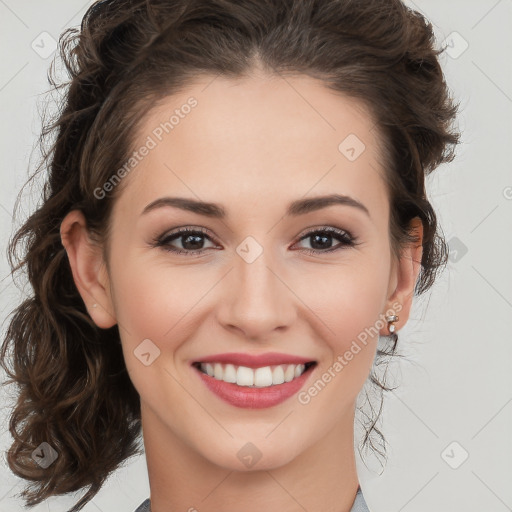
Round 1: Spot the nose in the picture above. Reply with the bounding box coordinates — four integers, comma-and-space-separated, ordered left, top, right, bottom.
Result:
215, 248, 296, 341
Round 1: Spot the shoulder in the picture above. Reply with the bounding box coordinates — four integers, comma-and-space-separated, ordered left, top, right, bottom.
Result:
134, 498, 151, 512
350, 486, 371, 512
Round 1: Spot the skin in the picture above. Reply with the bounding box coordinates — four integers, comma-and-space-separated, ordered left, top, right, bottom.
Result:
61, 71, 423, 512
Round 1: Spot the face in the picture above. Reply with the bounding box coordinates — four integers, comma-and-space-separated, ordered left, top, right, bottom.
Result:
64, 72, 419, 471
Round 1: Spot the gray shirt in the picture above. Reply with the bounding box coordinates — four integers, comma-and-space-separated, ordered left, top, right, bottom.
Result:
134, 486, 369, 511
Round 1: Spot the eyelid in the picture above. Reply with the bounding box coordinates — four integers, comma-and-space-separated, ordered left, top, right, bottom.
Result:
153, 226, 220, 247
157, 225, 215, 240
294, 224, 355, 242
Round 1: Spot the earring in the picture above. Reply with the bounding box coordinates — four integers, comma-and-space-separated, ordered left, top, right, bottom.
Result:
385, 315, 399, 334
92, 303, 97, 308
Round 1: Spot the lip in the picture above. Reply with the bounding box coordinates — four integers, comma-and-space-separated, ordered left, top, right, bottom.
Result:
193, 352, 315, 368
192, 358, 317, 409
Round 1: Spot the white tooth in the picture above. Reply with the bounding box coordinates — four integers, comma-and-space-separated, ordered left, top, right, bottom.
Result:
205, 362, 308, 386
236, 366, 254, 386
294, 364, 305, 378
284, 365, 296, 382
272, 365, 285, 385
254, 366, 273, 387
214, 363, 223, 380
223, 364, 237, 383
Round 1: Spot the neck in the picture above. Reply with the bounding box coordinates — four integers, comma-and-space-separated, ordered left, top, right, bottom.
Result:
142, 402, 360, 512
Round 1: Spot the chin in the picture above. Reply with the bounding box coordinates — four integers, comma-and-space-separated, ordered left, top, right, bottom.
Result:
197, 434, 308, 472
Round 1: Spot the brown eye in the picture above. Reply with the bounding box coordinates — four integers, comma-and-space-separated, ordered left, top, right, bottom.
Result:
293, 227, 357, 254
153, 227, 218, 255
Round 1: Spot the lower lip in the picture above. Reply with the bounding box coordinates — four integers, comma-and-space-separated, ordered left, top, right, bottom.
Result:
194, 365, 315, 409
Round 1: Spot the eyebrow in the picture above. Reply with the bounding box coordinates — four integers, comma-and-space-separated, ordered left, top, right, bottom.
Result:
141, 193, 370, 218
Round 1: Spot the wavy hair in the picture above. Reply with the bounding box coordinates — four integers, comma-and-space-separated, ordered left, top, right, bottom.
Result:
0, 0, 460, 510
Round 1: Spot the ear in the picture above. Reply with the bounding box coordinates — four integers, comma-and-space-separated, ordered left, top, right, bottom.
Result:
380, 217, 423, 336
60, 210, 117, 329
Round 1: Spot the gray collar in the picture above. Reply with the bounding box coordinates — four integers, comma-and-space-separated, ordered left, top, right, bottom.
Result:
134, 486, 369, 512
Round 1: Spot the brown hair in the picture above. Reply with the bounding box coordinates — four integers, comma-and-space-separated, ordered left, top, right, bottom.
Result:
0, 0, 460, 510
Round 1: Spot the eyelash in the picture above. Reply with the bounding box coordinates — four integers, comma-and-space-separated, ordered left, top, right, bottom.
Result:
151, 226, 359, 257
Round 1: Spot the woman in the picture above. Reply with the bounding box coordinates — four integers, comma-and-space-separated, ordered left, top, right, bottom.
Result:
0, 0, 460, 511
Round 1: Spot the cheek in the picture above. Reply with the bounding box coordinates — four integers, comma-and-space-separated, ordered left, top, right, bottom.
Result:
108, 255, 221, 395
109, 260, 206, 405
336, 274, 387, 343
110, 256, 207, 338
300, 255, 390, 348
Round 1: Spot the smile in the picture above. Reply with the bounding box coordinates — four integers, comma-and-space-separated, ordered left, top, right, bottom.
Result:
191, 353, 317, 409
194, 362, 316, 388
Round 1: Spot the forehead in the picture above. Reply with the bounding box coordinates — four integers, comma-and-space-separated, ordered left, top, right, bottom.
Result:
114, 73, 389, 221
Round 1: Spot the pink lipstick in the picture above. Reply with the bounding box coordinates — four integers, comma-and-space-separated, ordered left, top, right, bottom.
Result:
192, 352, 316, 409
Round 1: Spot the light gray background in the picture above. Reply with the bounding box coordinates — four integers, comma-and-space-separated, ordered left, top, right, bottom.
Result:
0, 1, 511, 511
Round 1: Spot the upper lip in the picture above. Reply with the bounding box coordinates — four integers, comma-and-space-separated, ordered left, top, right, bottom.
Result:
193, 352, 315, 368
